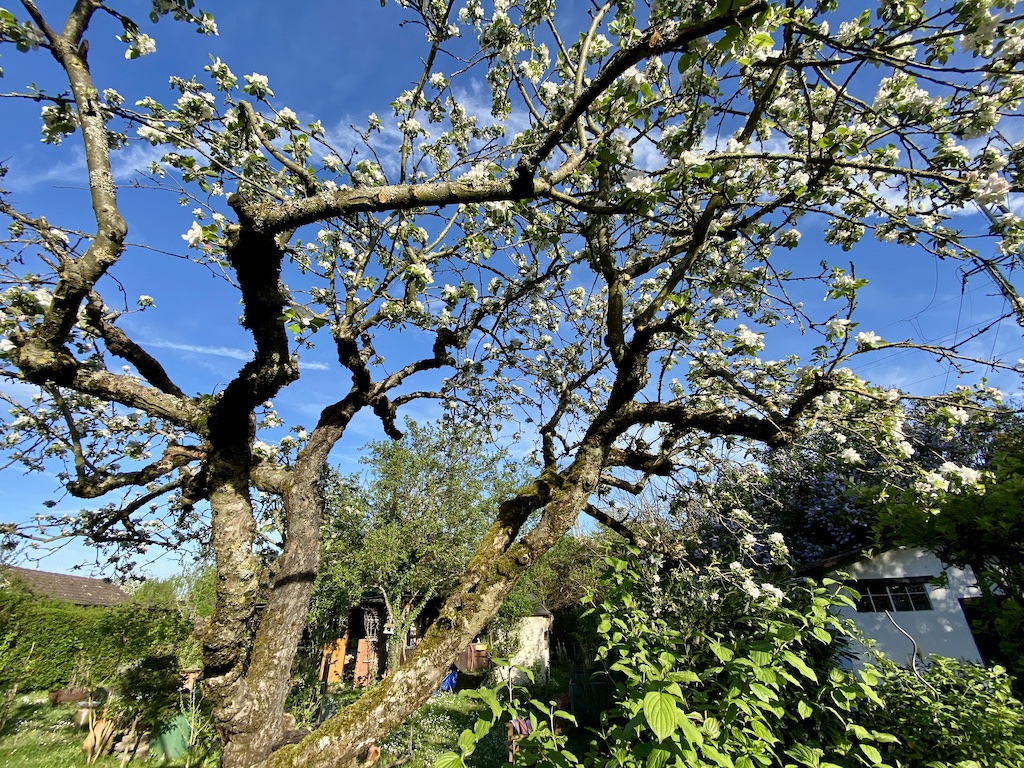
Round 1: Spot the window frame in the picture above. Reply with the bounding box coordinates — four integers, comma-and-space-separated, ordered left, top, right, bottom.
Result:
853, 576, 934, 613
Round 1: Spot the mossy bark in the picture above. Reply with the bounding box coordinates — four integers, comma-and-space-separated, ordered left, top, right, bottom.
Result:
263, 444, 603, 768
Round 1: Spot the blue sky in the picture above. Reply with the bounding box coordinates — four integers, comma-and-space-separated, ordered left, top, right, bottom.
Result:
1, 2, 1021, 578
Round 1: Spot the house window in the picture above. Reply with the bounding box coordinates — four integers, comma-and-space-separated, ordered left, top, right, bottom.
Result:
855, 577, 933, 613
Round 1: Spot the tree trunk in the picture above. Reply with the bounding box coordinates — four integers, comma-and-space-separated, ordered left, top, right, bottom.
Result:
263, 444, 604, 768
210, 404, 358, 768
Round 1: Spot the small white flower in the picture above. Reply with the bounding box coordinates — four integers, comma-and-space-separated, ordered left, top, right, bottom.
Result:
839, 448, 862, 464
276, 107, 299, 127
126, 33, 156, 59
974, 172, 1010, 206
855, 330, 882, 349
243, 73, 273, 97
198, 12, 218, 36
741, 579, 762, 600
182, 221, 204, 248
620, 66, 647, 90
734, 324, 764, 351
761, 584, 784, 604
624, 173, 654, 194
825, 318, 850, 338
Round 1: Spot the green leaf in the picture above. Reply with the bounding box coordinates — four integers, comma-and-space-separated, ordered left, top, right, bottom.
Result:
476, 686, 502, 718
643, 691, 680, 742
783, 651, 818, 682
456, 728, 476, 756
677, 711, 705, 747
785, 743, 821, 767
749, 650, 772, 666
811, 627, 832, 644
433, 752, 465, 768
473, 718, 492, 740
711, 643, 734, 662
750, 718, 775, 743
701, 742, 735, 768
859, 744, 883, 765
702, 716, 721, 738
797, 701, 813, 719
749, 682, 776, 704
646, 747, 671, 768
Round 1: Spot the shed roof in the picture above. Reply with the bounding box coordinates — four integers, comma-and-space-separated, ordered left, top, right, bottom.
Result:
1, 565, 129, 607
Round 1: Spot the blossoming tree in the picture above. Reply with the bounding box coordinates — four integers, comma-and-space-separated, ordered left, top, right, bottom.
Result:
0, 1, 1022, 766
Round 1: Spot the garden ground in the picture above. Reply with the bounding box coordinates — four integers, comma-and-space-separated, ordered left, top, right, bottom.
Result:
0, 690, 513, 768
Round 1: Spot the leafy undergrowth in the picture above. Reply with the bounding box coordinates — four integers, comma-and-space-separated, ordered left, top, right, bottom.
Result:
0, 692, 217, 768
378, 692, 507, 768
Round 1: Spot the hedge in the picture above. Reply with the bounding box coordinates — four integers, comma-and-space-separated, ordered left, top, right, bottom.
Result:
0, 587, 192, 692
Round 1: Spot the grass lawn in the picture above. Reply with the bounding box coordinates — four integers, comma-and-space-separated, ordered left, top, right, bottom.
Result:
0, 690, 510, 768
0, 692, 217, 768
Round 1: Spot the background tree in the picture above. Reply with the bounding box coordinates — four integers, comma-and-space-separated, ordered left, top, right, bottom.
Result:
0, 2, 1021, 767
713, 401, 1014, 563
310, 418, 521, 670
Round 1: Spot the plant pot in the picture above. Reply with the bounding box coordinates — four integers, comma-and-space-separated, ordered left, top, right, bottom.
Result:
151, 713, 191, 762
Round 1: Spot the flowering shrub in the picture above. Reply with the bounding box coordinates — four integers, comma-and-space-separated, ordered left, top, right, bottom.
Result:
574, 552, 892, 768
441, 545, 896, 767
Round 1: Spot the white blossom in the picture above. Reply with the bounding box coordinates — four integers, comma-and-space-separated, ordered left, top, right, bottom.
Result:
182, 222, 204, 248
126, 33, 156, 59
624, 173, 654, 194
399, 117, 422, 135
974, 172, 1010, 206
741, 579, 761, 600
839, 448, 862, 464
734, 324, 764, 351
761, 583, 784, 604
276, 107, 299, 127
825, 318, 850, 338
855, 330, 882, 349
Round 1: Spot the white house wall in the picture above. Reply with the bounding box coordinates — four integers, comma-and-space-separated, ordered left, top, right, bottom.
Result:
831, 547, 984, 667
497, 615, 552, 685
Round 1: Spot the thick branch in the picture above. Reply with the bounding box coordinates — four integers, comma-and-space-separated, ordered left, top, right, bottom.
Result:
83, 293, 188, 399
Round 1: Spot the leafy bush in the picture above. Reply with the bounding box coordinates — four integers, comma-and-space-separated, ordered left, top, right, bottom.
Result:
444, 543, 1024, 768
0, 585, 190, 690
114, 654, 182, 729
858, 655, 1024, 768
442, 545, 898, 767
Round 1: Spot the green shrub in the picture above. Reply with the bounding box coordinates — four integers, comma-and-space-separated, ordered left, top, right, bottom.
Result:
858, 655, 1024, 768
0, 586, 190, 690
113, 654, 182, 729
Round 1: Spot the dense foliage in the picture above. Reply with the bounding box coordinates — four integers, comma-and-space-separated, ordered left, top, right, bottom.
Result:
859, 656, 1024, 768
713, 404, 1017, 563
309, 419, 520, 655
0, 584, 190, 691
874, 414, 1024, 681
446, 547, 1024, 768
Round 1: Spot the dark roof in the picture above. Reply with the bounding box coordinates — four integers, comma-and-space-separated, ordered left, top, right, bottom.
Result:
795, 540, 897, 579
1, 566, 129, 607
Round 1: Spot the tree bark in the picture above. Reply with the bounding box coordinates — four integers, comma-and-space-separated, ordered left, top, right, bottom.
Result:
263, 444, 604, 768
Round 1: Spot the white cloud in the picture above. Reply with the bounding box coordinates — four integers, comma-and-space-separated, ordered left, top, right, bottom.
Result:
145, 340, 252, 360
